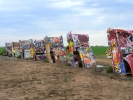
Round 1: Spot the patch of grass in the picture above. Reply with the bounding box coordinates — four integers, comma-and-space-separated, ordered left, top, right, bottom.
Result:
2, 53, 7, 56
106, 66, 113, 73
43, 59, 49, 63
0, 47, 6, 55
66, 63, 71, 66
26, 57, 31, 60
17, 55, 21, 59
65, 77, 70, 81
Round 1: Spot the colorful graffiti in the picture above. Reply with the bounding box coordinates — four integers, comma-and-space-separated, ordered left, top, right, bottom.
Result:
19, 40, 33, 59
12, 42, 20, 57
44, 36, 63, 44
66, 31, 95, 68
33, 40, 46, 61
34, 40, 44, 53
44, 36, 66, 63
5, 42, 12, 56
106, 48, 112, 59
107, 28, 133, 75
110, 38, 122, 73
45, 44, 53, 63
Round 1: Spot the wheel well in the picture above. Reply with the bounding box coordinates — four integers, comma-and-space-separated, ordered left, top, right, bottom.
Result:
73, 50, 83, 67
50, 50, 55, 63
124, 60, 131, 75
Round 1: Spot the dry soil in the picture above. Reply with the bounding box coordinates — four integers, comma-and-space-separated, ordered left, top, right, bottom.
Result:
0, 56, 133, 100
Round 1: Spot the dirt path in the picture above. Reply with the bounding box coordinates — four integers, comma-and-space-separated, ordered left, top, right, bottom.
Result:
95, 58, 112, 66
0, 56, 133, 100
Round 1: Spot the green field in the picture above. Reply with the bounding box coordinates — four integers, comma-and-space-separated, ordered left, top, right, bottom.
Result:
91, 46, 109, 58
0, 47, 6, 55
91, 46, 109, 55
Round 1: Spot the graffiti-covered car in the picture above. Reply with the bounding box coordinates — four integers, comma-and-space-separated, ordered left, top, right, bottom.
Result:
107, 28, 133, 75
66, 31, 96, 67
33, 40, 47, 61
12, 42, 20, 57
5, 42, 12, 56
44, 35, 66, 63
19, 39, 34, 59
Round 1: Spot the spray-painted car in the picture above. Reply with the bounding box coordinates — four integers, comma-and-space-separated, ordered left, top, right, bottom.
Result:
5, 42, 12, 56
44, 35, 66, 63
66, 31, 96, 67
107, 28, 133, 75
19, 39, 34, 59
12, 42, 20, 57
33, 40, 47, 61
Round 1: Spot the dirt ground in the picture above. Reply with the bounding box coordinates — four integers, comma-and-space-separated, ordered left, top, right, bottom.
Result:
0, 56, 133, 100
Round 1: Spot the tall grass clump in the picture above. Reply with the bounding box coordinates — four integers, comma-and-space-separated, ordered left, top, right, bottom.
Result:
17, 55, 21, 59
106, 66, 113, 73
2, 53, 7, 56
43, 59, 49, 63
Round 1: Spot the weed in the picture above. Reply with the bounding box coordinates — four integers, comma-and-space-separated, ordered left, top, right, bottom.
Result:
17, 55, 21, 59
26, 58, 31, 60
43, 59, 49, 63
65, 77, 70, 81
66, 63, 71, 66
106, 66, 113, 73
2, 53, 7, 56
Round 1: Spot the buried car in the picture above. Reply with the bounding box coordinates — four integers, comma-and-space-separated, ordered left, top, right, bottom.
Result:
33, 39, 46, 61
107, 28, 133, 75
5, 42, 12, 56
66, 31, 96, 67
12, 42, 20, 57
19, 39, 34, 59
44, 35, 66, 63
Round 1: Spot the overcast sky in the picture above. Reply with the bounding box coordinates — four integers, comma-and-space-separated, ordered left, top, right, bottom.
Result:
0, 0, 133, 46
